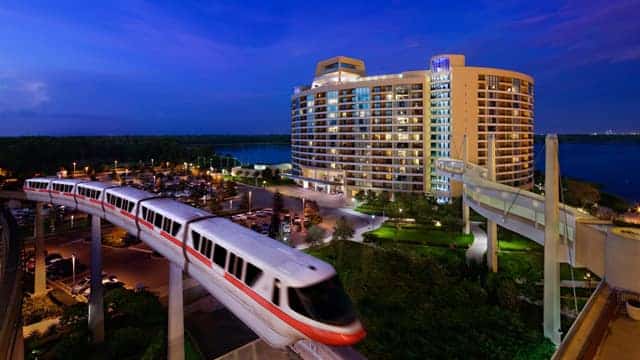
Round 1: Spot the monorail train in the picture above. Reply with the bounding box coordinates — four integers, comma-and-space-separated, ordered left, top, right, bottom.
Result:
23, 178, 365, 347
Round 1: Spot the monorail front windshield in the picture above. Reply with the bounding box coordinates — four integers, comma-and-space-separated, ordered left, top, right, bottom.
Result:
287, 275, 356, 326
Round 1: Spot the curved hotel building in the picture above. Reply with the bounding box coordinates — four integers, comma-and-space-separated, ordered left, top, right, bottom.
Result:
290, 54, 534, 200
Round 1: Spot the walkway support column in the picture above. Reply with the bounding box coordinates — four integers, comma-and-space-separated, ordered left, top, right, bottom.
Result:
462, 134, 471, 235
486, 134, 498, 272
33, 202, 46, 296
88, 215, 104, 343
168, 262, 184, 360
543, 134, 562, 346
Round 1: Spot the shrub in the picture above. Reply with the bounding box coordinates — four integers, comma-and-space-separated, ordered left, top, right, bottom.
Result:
108, 326, 149, 358
22, 294, 63, 325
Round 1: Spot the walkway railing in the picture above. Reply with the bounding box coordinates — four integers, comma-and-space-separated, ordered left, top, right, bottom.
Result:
435, 157, 588, 245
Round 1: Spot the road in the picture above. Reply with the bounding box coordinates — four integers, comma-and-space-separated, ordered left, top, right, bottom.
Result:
238, 184, 373, 247
44, 235, 169, 293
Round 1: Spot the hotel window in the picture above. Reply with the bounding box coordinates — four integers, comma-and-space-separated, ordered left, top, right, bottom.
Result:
487, 75, 499, 89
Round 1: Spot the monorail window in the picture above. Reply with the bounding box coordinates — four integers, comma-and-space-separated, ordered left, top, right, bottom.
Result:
141, 207, 148, 220
192, 231, 200, 250
213, 244, 226, 268
96, 191, 101, 199
198, 236, 207, 255
146, 209, 155, 223
234, 257, 243, 279
154, 213, 163, 228
287, 275, 357, 326
272, 279, 280, 306
205, 240, 212, 258
163, 218, 172, 233
228, 253, 236, 273
244, 263, 262, 287
171, 223, 181, 237
128, 202, 134, 212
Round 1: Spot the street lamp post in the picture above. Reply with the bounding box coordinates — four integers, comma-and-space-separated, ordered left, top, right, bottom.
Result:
73, 162, 77, 176
151, 158, 154, 168
71, 253, 77, 286
301, 198, 306, 233
248, 191, 252, 212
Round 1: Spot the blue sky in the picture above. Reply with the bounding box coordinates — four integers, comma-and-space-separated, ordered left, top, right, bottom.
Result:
0, 0, 638, 135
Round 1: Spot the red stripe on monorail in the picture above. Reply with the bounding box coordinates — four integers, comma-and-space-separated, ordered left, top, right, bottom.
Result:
120, 210, 136, 220
139, 219, 154, 230
63, 192, 74, 197
104, 203, 115, 210
223, 273, 366, 346
51, 190, 60, 194
159, 231, 212, 267
89, 199, 102, 205
77, 194, 86, 200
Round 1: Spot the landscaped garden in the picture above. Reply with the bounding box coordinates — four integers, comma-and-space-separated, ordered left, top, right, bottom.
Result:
308, 241, 556, 360
335, 192, 599, 358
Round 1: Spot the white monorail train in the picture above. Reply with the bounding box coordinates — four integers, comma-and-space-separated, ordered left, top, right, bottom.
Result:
24, 178, 365, 348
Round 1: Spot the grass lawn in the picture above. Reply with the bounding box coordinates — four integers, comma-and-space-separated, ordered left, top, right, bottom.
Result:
366, 223, 473, 248
354, 204, 384, 215
499, 232, 543, 252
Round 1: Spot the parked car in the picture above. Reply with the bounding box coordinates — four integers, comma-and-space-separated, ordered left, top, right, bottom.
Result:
45, 253, 63, 267
48, 258, 87, 279
72, 276, 92, 294
82, 281, 124, 297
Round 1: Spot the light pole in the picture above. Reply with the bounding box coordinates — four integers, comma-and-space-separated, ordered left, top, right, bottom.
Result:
73, 162, 77, 176
114, 160, 118, 172
84, 166, 89, 175
301, 197, 306, 233
151, 158, 154, 168
71, 214, 74, 228
248, 191, 252, 212
71, 253, 77, 286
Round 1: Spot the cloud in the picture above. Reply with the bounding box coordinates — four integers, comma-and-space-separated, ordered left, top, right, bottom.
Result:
510, 0, 640, 65
0, 75, 50, 111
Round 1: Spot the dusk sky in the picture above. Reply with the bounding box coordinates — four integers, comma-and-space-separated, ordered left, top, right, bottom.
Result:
0, 0, 638, 136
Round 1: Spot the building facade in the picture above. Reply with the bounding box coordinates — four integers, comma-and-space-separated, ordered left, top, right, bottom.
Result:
290, 54, 534, 200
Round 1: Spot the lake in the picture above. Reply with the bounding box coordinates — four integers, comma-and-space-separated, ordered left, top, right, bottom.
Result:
216, 139, 640, 203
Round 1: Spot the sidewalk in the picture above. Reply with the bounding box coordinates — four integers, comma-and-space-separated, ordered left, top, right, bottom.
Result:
23, 317, 59, 337
466, 222, 487, 265
296, 208, 387, 250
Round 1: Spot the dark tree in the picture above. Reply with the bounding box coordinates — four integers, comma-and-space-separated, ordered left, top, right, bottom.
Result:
332, 216, 355, 241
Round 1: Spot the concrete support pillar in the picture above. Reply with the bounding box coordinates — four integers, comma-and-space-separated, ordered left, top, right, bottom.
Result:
543, 134, 562, 345
12, 328, 24, 360
88, 215, 104, 343
168, 262, 184, 360
462, 134, 470, 235
462, 204, 470, 235
486, 134, 498, 272
33, 202, 46, 296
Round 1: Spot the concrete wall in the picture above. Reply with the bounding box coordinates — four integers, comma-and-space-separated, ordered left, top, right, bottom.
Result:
605, 228, 640, 294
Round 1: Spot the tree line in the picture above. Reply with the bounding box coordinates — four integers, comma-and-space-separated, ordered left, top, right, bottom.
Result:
0, 135, 289, 178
